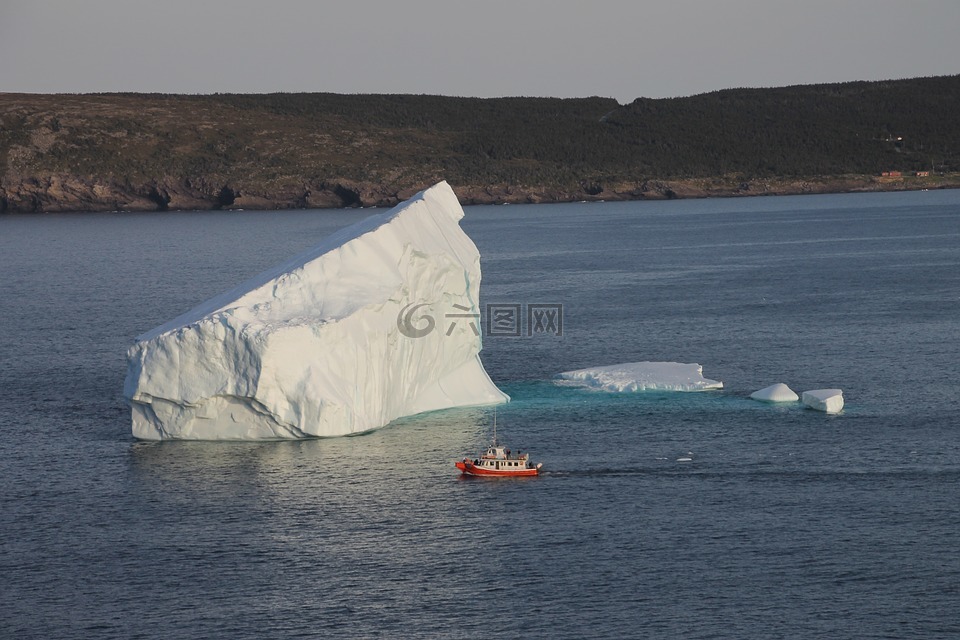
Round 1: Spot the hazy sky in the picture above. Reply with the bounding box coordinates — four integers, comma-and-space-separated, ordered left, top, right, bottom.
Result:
2, 0, 958, 103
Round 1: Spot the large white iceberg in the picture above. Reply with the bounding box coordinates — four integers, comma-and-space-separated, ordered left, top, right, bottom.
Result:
802, 389, 844, 414
124, 181, 508, 440
557, 362, 723, 392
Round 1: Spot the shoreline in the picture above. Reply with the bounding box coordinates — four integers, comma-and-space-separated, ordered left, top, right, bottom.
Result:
2, 172, 958, 214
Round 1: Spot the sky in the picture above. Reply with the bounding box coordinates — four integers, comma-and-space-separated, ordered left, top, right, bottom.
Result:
1, 0, 958, 104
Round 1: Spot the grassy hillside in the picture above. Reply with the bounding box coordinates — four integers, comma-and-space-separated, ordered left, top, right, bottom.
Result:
1, 75, 958, 212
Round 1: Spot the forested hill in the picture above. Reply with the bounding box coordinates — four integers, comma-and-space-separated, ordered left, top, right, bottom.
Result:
2, 75, 959, 212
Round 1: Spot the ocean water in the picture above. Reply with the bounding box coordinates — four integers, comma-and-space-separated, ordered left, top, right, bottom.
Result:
1, 190, 959, 638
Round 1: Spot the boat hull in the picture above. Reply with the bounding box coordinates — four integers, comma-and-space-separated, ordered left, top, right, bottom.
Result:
456, 460, 540, 477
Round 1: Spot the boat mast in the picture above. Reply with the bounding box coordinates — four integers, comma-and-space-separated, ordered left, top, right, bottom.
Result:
493, 406, 497, 446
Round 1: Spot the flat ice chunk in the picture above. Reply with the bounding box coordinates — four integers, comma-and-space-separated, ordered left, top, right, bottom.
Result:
802, 389, 844, 414
124, 181, 508, 440
557, 362, 723, 392
750, 383, 800, 403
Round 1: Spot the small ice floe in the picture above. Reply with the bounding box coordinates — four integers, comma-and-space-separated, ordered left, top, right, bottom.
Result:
750, 383, 800, 403
676, 452, 694, 462
557, 362, 722, 392
802, 389, 844, 414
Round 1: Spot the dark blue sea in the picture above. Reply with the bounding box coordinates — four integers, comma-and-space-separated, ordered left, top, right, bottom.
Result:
2, 190, 959, 639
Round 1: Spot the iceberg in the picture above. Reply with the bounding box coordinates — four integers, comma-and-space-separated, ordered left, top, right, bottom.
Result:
124, 181, 508, 440
802, 389, 844, 414
557, 362, 723, 392
750, 383, 800, 403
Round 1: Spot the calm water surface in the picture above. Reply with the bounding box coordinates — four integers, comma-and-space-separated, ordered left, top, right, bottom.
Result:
1, 191, 959, 638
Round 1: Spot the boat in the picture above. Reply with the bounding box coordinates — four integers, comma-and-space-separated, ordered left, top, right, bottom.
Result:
455, 410, 542, 477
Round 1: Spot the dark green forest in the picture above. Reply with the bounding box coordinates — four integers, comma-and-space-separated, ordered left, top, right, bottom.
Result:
605, 77, 957, 176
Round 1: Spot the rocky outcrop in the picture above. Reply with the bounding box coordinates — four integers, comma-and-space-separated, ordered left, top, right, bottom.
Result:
1, 176, 158, 213
0, 176, 412, 212
2, 173, 958, 213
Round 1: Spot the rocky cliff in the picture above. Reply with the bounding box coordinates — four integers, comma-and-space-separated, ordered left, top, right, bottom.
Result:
4, 172, 956, 214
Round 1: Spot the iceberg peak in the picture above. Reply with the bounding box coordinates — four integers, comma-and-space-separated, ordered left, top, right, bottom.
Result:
750, 383, 800, 403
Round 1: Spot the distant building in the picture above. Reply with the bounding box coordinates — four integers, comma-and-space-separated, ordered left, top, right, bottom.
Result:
881, 171, 903, 177
916, 171, 930, 177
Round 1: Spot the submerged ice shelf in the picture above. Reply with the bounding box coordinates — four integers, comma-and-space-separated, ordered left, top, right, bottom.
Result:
557, 362, 723, 392
556, 365, 845, 415
124, 181, 508, 440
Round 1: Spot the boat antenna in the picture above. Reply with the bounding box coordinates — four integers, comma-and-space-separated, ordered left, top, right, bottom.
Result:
493, 406, 498, 446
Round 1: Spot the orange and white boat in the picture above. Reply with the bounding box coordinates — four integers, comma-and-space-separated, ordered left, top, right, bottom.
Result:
455, 411, 542, 477
456, 444, 542, 477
